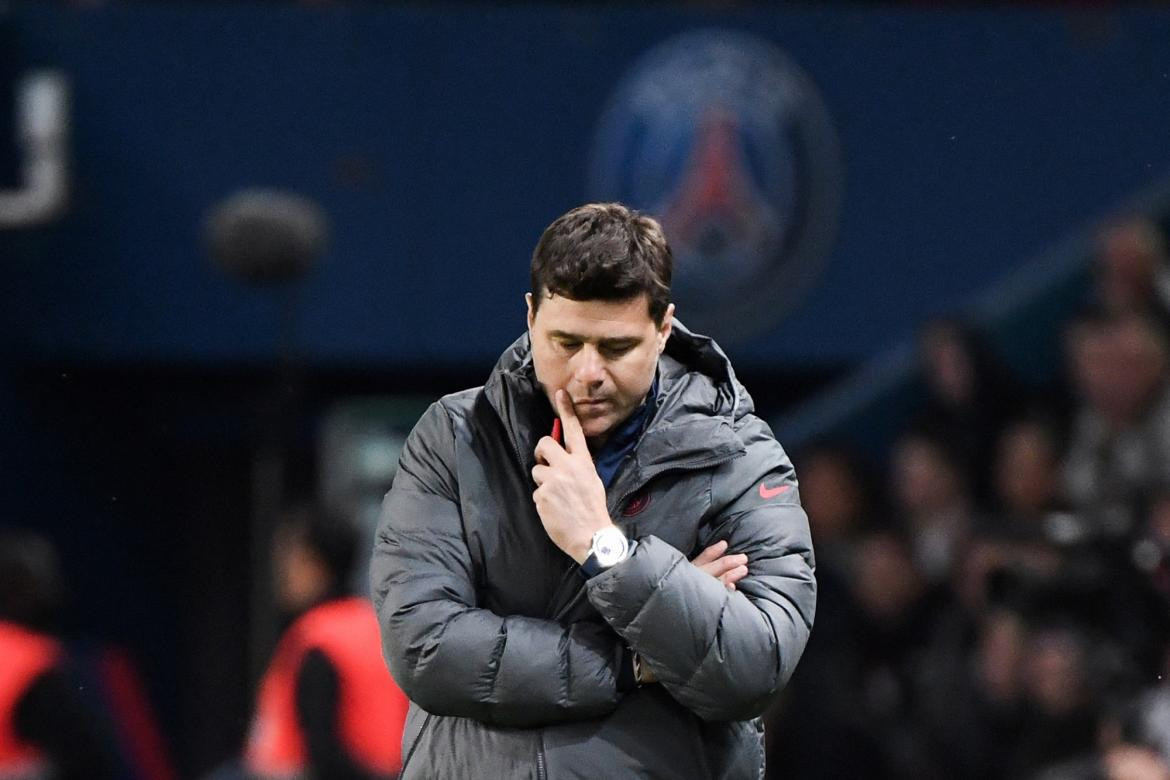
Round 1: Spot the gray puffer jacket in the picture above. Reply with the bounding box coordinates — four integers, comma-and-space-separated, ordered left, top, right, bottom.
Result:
371, 322, 816, 779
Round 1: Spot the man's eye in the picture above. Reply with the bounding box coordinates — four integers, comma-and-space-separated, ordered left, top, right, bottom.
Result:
602, 344, 634, 357
558, 341, 581, 351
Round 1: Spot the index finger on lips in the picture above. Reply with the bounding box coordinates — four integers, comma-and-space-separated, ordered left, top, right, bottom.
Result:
554, 389, 588, 454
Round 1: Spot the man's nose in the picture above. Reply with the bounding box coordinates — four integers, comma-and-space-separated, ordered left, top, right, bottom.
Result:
572, 345, 606, 386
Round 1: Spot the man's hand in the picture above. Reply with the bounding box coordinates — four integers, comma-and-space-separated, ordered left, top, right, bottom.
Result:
532, 390, 615, 564
692, 540, 749, 590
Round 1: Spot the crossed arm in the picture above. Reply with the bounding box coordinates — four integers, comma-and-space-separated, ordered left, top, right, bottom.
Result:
371, 400, 814, 727
371, 488, 747, 726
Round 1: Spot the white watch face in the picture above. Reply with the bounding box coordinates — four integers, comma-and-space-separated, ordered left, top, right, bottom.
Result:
592, 527, 630, 568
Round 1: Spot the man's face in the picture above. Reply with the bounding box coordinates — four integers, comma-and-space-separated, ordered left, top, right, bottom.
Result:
273, 529, 328, 614
527, 291, 673, 445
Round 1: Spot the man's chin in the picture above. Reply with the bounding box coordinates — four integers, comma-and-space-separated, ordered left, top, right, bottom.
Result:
580, 416, 617, 442
581, 421, 612, 438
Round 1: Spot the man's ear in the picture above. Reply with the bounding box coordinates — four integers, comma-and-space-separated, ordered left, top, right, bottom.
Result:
526, 292, 535, 331
658, 303, 675, 352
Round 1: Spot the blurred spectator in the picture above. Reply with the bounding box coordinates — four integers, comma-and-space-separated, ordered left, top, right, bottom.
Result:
793, 441, 880, 575
1093, 217, 1170, 326
914, 607, 1029, 780
1063, 311, 1170, 539
766, 443, 883, 780
1131, 489, 1170, 606
848, 529, 948, 778
915, 318, 1021, 504
892, 429, 975, 584
994, 416, 1066, 528
242, 506, 408, 780
1012, 623, 1102, 778
957, 417, 1068, 610
0, 528, 119, 779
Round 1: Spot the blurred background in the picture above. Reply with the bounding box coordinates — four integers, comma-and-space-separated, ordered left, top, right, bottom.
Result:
3, 1, 1170, 777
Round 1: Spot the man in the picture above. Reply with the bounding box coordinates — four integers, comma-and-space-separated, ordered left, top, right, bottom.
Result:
0, 528, 118, 780
372, 203, 816, 778
1063, 310, 1170, 538
1093, 217, 1170, 326
245, 507, 409, 780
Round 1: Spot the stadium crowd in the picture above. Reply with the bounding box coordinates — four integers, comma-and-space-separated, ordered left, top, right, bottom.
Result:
769, 216, 1170, 780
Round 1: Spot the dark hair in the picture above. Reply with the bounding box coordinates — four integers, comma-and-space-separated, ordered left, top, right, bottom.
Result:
530, 203, 672, 324
0, 528, 65, 630
280, 505, 361, 584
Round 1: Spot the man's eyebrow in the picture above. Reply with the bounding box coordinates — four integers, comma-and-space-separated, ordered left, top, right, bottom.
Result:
546, 330, 642, 346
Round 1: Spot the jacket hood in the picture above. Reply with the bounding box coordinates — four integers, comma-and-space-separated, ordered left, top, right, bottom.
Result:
484, 319, 752, 475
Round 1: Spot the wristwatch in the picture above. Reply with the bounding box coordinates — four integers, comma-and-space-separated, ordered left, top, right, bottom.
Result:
580, 526, 636, 579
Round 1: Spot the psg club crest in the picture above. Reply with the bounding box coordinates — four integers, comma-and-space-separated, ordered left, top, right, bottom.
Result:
589, 30, 842, 344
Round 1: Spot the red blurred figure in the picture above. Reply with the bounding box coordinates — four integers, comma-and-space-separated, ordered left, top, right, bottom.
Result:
245, 507, 408, 780
0, 529, 119, 779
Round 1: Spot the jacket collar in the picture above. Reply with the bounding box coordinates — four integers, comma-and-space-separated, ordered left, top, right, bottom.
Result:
484, 319, 748, 475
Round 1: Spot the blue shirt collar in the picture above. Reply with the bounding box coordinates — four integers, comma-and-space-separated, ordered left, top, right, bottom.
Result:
593, 374, 659, 488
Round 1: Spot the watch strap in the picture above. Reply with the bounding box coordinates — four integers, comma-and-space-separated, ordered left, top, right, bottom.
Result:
580, 552, 605, 579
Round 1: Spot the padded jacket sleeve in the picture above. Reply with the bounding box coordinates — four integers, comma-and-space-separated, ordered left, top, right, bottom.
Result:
585, 415, 816, 722
371, 401, 627, 727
